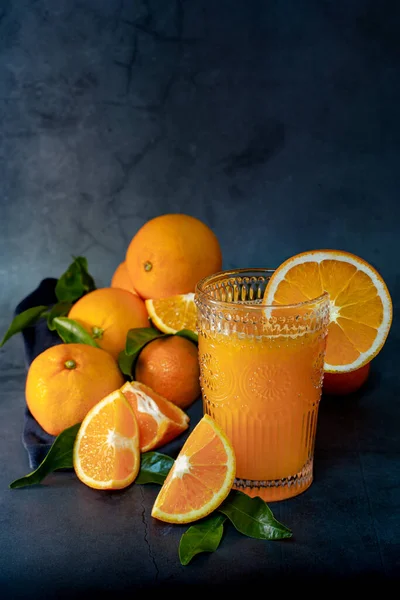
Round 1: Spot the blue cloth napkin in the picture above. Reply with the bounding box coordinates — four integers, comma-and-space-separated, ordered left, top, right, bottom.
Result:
15, 279, 202, 470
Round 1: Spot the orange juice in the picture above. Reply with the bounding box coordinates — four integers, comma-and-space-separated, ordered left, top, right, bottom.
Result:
198, 327, 326, 500
195, 268, 330, 502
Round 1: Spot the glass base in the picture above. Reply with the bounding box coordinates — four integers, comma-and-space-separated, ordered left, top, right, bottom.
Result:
232, 459, 313, 502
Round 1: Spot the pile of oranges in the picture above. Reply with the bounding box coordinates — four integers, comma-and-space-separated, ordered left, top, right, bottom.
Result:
22, 211, 393, 524
26, 213, 223, 432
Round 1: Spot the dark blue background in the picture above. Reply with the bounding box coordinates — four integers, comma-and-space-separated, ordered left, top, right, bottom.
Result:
1, 1, 399, 596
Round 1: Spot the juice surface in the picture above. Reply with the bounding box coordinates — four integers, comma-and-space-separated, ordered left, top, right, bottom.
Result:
198, 328, 326, 482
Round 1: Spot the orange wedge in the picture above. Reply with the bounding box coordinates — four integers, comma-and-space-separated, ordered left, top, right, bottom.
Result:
145, 293, 196, 334
263, 249, 392, 373
120, 381, 190, 452
73, 390, 140, 490
151, 414, 236, 524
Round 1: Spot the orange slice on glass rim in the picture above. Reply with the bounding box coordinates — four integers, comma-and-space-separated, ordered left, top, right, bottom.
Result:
120, 381, 189, 452
145, 293, 197, 334
73, 389, 140, 490
263, 249, 392, 373
151, 414, 236, 524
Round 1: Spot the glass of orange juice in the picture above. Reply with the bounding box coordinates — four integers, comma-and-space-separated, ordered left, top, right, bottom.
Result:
195, 268, 330, 502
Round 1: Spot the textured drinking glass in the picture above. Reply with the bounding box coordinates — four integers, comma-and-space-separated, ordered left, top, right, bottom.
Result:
195, 268, 330, 502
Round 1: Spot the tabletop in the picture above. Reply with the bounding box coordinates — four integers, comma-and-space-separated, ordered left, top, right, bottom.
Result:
1, 0, 399, 596
1, 313, 399, 595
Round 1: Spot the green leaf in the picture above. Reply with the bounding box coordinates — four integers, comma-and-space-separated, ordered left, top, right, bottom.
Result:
0, 305, 48, 347
179, 513, 226, 565
118, 327, 166, 377
117, 350, 136, 378
9, 423, 80, 488
125, 327, 166, 355
218, 490, 292, 540
135, 451, 174, 485
55, 256, 96, 303
53, 317, 99, 347
175, 329, 198, 344
46, 302, 74, 330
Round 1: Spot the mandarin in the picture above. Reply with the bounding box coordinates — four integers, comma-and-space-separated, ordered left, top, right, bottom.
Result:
135, 335, 201, 409
111, 261, 138, 296
323, 362, 371, 396
125, 213, 223, 299
68, 287, 149, 360
26, 343, 125, 436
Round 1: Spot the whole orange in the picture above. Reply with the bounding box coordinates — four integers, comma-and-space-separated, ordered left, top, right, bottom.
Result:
26, 343, 125, 436
111, 261, 138, 296
135, 335, 201, 409
125, 213, 223, 299
68, 287, 149, 360
323, 362, 371, 396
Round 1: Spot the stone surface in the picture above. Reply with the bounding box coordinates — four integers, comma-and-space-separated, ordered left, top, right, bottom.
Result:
0, 0, 399, 596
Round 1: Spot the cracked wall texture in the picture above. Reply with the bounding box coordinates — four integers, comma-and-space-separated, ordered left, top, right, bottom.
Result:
1, 0, 399, 357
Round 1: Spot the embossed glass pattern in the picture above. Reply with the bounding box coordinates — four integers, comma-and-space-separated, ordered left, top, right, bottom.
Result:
195, 269, 330, 502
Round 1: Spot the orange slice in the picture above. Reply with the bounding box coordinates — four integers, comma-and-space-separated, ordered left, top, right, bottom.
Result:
120, 381, 190, 452
151, 414, 236, 524
73, 390, 140, 490
263, 249, 392, 373
145, 293, 196, 334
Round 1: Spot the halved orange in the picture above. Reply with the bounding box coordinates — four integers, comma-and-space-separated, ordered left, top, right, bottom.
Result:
151, 414, 236, 524
145, 293, 196, 334
120, 381, 190, 452
263, 250, 393, 373
73, 390, 140, 490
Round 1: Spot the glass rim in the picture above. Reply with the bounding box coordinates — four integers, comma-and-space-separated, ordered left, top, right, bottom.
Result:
195, 267, 330, 310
